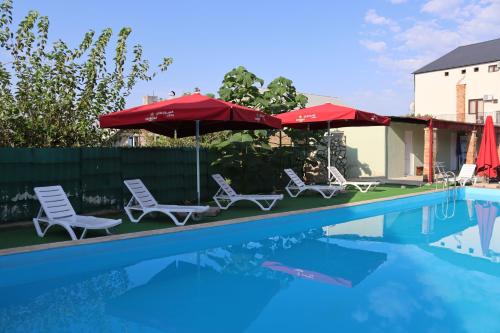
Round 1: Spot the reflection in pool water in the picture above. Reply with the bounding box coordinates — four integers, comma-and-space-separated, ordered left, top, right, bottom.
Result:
1, 197, 500, 332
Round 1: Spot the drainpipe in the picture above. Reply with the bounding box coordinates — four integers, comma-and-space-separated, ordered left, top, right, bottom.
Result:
428, 119, 434, 183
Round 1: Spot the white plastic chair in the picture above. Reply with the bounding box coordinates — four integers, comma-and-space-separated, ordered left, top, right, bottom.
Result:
456, 164, 477, 186
33, 186, 122, 240
284, 169, 341, 199
211, 174, 283, 211
124, 179, 209, 226
328, 166, 379, 193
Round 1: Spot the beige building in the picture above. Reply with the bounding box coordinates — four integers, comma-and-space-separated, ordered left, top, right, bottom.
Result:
414, 38, 500, 124
343, 38, 500, 183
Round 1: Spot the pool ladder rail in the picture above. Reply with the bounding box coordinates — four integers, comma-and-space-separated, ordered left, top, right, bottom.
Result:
433, 162, 457, 220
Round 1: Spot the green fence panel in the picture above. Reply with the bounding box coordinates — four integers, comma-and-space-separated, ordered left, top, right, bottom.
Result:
80, 148, 122, 212
0, 146, 307, 223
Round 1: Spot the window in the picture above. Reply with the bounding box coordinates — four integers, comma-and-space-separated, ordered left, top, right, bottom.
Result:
474, 67, 479, 72
461, 69, 466, 74
496, 111, 500, 125
127, 136, 140, 147
444, 71, 449, 76
469, 99, 484, 122
489, 65, 498, 72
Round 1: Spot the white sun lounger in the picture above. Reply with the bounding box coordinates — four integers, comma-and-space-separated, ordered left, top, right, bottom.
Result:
124, 179, 210, 226
33, 186, 122, 240
456, 164, 477, 187
284, 169, 341, 199
211, 174, 283, 211
328, 166, 379, 193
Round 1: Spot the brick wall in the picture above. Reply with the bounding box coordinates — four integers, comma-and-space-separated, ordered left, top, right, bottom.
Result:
466, 130, 477, 164
423, 127, 437, 182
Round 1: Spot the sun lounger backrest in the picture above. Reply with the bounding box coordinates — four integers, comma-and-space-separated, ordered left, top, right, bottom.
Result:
328, 166, 347, 184
124, 179, 158, 208
457, 164, 476, 179
284, 169, 305, 187
212, 174, 238, 196
34, 186, 76, 220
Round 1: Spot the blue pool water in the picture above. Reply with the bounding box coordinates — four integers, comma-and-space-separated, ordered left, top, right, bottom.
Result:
1, 188, 500, 332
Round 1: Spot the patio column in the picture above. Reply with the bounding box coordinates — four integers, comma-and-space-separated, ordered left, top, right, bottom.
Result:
465, 130, 477, 164
423, 126, 437, 182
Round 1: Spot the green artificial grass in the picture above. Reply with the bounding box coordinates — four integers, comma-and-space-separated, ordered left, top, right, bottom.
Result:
0, 184, 432, 251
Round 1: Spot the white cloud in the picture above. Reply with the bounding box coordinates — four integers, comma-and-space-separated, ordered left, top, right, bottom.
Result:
361, 0, 500, 72
375, 55, 430, 72
396, 21, 462, 53
359, 0, 500, 114
364, 9, 401, 32
458, 0, 500, 41
360, 40, 387, 52
421, 0, 464, 18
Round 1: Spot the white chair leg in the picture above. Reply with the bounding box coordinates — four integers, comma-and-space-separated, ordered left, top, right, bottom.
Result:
253, 199, 276, 211
286, 187, 304, 198
80, 228, 88, 239
33, 218, 78, 240
125, 207, 149, 223
58, 223, 78, 241
267, 199, 280, 210
213, 196, 233, 210
163, 211, 192, 226
33, 218, 46, 237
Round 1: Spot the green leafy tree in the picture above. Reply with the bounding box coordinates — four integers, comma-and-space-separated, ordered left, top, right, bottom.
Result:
0, 0, 172, 147
263, 76, 307, 115
213, 67, 310, 191
218, 66, 265, 108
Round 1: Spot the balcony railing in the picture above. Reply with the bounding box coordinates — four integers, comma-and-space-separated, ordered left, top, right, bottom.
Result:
429, 111, 500, 125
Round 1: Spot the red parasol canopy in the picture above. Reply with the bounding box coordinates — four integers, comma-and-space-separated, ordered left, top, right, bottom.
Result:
99, 93, 281, 137
275, 103, 390, 130
476, 116, 500, 178
99, 93, 281, 204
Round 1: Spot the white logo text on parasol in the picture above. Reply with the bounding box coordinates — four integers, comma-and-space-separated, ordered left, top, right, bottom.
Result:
254, 114, 266, 122
145, 110, 175, 122
296, 114, 317, 123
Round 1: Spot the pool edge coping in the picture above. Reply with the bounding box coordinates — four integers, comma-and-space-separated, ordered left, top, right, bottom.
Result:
0, 188, 447, 257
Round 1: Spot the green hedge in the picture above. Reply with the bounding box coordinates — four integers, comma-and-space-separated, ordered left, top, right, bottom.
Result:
0, 147, 306, 223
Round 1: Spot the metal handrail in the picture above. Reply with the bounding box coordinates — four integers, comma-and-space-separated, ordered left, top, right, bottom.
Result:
433, 162, 457, 220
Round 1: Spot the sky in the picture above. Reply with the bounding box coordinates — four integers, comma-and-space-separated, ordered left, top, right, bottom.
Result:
12, 0, 500, 115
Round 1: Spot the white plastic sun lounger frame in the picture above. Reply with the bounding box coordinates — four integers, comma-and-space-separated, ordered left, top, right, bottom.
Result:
124, 179, 209, 226
328, 166, 379, 193
33, 186, 122, 240
211, 174, 283, 211
456, 164, 477, 187
284, 169, 340, 199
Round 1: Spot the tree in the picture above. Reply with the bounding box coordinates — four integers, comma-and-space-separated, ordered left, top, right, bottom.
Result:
0, 0, 172, 147
217, 66, 265, 108
262, 76, 307, 115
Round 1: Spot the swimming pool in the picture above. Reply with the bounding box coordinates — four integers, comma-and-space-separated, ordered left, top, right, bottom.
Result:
1, 188, 500, 332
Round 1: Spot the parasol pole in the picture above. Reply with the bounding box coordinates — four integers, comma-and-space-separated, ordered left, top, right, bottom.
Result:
327, 120, 331, 182
196, 120, 201, 205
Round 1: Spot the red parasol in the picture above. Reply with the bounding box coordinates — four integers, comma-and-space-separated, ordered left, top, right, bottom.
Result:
476, 116, 500, 178
99, 94, 281, 203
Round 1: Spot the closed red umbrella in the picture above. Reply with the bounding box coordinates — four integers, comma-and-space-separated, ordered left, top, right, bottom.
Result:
99, 93, 281, 203
275, 103, 390, 175
476, 116, 500, 178
475, 201, 499, 257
